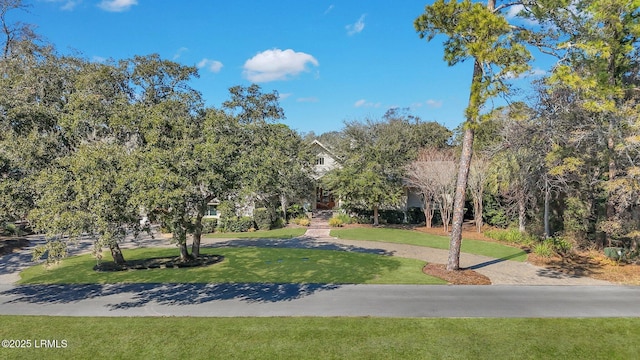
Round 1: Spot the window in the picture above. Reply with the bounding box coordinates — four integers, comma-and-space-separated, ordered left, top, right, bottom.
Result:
316, 157, 325, 165
206, 204, 217, 217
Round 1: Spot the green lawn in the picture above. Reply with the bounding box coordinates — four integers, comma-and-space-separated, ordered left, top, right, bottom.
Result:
205, 227, 307, 239
331, 228, 527, 261
19, 247, 445, 285
1, 316, 638, 359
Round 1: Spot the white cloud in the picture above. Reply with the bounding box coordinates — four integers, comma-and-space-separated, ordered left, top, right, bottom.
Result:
504, 4, 539, 26
324, 5, 334, 15
173, 47, 188, 60
45, 0, 81, 10
243, 49, 319, 83
528, 67, 547, 77
505, 4, 524, 19
426, 99, 443, 108
278, 93, 293, 100
354, 99, 380, 108
346, 14, 366, 36
197, 58, 223, 73
98, 0, 137, 12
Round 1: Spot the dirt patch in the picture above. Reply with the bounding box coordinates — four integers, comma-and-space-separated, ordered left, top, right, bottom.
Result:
423, 263, 492, 285
0, 237, 29, 256
94, 255, 224, 272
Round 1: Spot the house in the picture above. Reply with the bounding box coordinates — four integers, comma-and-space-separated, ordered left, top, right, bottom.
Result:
202, 138, 424, 222
310, 139, 426, 222
310, 140, 341, 210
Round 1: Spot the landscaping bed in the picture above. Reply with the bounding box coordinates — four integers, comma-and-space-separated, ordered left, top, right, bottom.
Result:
422, 263, 492, 285
94, 254, 224, 272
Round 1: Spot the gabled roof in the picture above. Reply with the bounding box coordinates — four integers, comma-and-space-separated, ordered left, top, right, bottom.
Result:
310, 139, 339, 161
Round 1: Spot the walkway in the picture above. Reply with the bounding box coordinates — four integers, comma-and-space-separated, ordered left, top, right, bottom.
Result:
300, 214, 613, 286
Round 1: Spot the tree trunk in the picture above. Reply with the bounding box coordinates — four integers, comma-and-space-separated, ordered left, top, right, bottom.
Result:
179, 242, 191, 262
447, 53, 483, 271
191, 203, 206, 258
447, 126, 474, 271
423, 198, 433, 228
109, 242, 126, 265
518, 196, 526, 233
439, 200, 451, 233
373, 205, 379, 226
603, 118, 616, 249
473, 194, 483, 233
191, 225, 202, 258
543, 180, 550, 238
280, 194, 288, 223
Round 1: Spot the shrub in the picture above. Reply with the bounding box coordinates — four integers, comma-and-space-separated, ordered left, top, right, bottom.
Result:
329, 217, 344, 227
3, 222, 19, 236
406, 207, 426, 224
484, 228, 536, 246
287, 204, 305, 220
549, 235, 573, 256
334, 212, 351, 225
253, 207, 272, 231
533, 241, 554, 258
272, 217, 285, 229
293, 217, 310, 227
223, 216, 255, 233
201, 218, 217, 234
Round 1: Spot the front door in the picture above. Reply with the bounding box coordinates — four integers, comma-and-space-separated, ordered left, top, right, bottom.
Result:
315, 187, 335, 210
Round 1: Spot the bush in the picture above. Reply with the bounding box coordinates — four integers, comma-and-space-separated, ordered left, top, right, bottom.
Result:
328, 217, 344, 227
272, 217, 285, 229
253, 207, 272, 231
3, 222, 19, 236
201, 218, 217, 234
222, 216, 255, 233
484, 228, 536, 246
334, 212, 351, 225
287, 204, 305, 220
549, 235, 573, 256
533, 241, 554, 258
406, 207, 426, 225
292, 217, 310, 226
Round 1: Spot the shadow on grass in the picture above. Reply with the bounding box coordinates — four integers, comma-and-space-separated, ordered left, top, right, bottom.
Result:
1, 282, 341, 309
204, 237, 394, 256
465, 251, 528, 270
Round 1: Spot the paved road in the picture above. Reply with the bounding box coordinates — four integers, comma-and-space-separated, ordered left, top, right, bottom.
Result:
1, 283, 639, 317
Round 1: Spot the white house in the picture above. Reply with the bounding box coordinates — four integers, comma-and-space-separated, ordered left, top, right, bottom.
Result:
310, 140, 341, 210
310, 139, 427, 221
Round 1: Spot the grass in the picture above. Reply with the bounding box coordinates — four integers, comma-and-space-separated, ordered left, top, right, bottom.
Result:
0, 316, 638, 359
331, 228, 528, 261
19, 247, 445, 285
205, 228, 307, 239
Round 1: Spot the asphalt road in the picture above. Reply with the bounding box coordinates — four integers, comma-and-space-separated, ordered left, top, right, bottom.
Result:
1, 284, 638, 318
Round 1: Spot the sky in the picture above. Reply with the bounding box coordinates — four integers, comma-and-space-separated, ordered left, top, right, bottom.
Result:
13, 0, 552, 135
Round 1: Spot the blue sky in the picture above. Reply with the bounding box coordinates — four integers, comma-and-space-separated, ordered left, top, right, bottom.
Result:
15, 0, 550, 135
